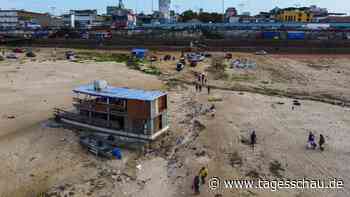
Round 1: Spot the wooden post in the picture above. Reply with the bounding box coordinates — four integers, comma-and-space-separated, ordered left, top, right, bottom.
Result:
88, 95, 92, 123
107, 97, 110, 128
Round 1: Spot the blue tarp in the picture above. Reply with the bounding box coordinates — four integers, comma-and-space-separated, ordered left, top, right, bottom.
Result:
132, 48, 148, 59
112, 148, 122, 160
73, 84, 166, 101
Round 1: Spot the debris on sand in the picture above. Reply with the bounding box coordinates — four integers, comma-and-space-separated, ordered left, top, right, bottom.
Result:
269, 160, 285, 178
4, 115, 16, 119
42, 120, 61, 128
208, 95, 223, 102
293, 100, 301, 106
229, 151, 243, 167
193, 119, 206, 131
239, 135, 251, 145
246, 169, 260, 179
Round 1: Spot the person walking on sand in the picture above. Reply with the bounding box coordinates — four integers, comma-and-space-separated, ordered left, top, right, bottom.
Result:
308, 132, 317, 149
199, 84, 202, 92
207, 85, 211, 94
199, 167, 209, 184
201, 73, 205, 85
250, 130, 257, 148
319, 134, 325, 151
192, 175, 200, 195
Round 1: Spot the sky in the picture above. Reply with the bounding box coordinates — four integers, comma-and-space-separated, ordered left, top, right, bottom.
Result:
1, 0, 349, 15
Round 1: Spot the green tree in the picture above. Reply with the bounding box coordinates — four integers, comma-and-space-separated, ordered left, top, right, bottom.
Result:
179, 10, 198, 22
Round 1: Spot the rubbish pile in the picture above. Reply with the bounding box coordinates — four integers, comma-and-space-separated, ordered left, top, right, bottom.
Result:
26, 51, 36, 58
79, 134, 122, 159
231, 58, 257, 69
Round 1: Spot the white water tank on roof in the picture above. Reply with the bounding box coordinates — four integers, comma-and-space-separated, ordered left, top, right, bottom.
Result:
93, 80, 108, 91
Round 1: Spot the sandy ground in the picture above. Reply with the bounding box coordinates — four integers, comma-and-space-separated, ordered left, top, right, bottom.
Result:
0, 48, 349, 197
0, 49, 163, 196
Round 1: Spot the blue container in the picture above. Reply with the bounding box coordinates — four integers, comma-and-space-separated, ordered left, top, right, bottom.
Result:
112, 148, 122, 160
287, 31, 305, 40
262, 32, 280, 39
132, 48, 148, 59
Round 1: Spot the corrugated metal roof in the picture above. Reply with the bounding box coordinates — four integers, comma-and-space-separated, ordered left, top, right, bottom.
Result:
73, 84, 166, 101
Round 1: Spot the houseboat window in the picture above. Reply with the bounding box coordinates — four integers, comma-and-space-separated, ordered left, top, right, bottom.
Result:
92, 112, 108, 120
110, 115, 124, 130
80, 110, 89, 116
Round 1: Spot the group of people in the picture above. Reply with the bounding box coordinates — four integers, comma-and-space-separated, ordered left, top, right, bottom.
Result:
197, 73, 207, 85
250, 130, 326, 152
194, 73, 211, 94
192, 167, 208, 195
307, 132, 326, 151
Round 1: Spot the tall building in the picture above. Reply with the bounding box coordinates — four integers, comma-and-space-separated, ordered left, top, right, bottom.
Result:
159, 0, 171, 20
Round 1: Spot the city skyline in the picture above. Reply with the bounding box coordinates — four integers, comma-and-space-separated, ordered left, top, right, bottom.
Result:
1, 0, 349, 15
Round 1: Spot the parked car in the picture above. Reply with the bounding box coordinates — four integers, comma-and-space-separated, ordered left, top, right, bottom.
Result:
13, 48, 24, 53
255, 50, 268, 55
187, 53, 204, 62
225, 53, 233, 59
176, 62, 184, 71
6, 53, 17, 59
65, 51, 75, 60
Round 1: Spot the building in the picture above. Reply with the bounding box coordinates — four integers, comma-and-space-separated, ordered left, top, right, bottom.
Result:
48, 16, 65, 29
0, 10, 50, 30
225, 7, 238, 23
309, 5, 328, 17
228, 16, 240, 23
111, 9, 136, 29
319, 16, 350, 23
159, 0, 171, 20
107, 0, 136, 29
254, 12, 276, 23
225, 7, 237, 18
136, 13, 154, 25
276, 8, 313, 22
55, 83, 169, 141
63, 10, 97, 29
